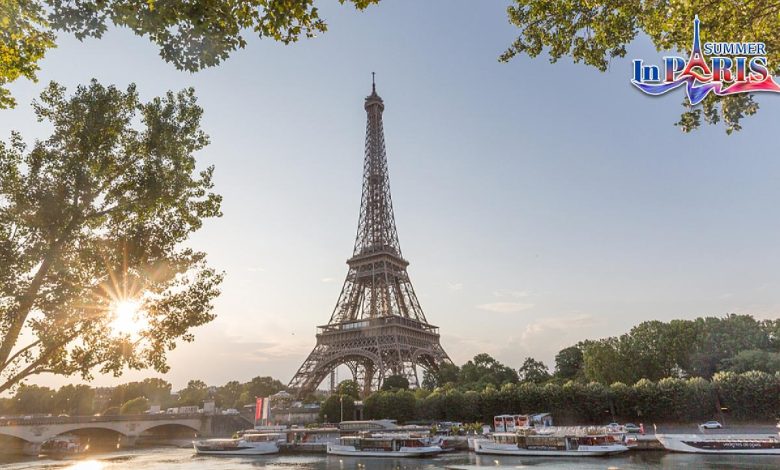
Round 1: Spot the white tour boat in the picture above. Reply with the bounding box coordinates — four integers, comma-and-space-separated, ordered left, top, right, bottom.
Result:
656, 433, 780, 454
193, 432, 282, 455
327, 434, 443, 457
475, 428, 629, 457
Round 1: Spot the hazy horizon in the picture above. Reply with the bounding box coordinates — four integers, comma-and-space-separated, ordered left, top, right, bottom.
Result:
3, 1, 780, 393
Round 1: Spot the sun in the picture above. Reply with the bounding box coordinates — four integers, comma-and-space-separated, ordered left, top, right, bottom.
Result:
108, 299, 148, 337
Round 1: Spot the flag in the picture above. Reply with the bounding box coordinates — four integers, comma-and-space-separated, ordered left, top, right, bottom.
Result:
255, 397, 264, 423
255, 397, 271, 424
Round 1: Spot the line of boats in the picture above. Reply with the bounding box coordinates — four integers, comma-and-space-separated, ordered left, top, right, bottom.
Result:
192, 418, 780, 458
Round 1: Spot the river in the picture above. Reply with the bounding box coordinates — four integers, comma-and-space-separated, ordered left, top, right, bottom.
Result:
2, 448, 780, 469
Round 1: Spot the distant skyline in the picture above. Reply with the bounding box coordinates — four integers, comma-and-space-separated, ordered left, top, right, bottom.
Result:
3, 1, 780, 392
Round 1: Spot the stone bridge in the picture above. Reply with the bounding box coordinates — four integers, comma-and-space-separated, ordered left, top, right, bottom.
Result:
0, 414, 216, 454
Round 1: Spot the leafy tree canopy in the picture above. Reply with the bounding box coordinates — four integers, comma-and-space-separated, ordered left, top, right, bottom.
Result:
0, 80, 223, 394
554, 345, 583, 380
503, 1, 780, 133
336, 379, 360, 399
381, 374, 409, 391
319, 393, 355, 423
0, 0, 379, 108
119, 395, 149, 414
178, 379, 209, 406
517, 357, 551, 384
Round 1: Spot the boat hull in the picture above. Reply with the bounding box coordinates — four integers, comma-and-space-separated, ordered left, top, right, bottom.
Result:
656, 434, 780, 455
193, 441, 279, 456
474, 441, 629, 457
327, 444, 442, 457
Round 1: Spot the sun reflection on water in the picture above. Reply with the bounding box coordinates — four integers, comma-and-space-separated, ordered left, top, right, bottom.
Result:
67, 460, 104, 470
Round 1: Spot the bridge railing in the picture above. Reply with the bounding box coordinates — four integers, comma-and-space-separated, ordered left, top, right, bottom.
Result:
0, 413, 204, 427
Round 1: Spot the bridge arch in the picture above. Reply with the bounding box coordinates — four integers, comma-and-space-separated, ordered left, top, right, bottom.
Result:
308, 350, 384, 392
138, 422, 201, 437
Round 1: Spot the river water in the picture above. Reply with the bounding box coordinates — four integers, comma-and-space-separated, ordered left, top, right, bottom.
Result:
2, 448, 780, 469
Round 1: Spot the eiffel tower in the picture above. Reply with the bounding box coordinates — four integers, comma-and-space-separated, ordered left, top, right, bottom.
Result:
289, 78, 451, 397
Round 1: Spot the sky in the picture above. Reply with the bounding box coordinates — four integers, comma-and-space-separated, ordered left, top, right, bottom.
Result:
3, 1, 780, 392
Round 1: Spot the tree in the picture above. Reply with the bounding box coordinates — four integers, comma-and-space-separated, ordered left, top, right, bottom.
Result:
109, 379, 172, 408
120, 396, 149, 415
381, 375, 409, 391
178, 379, 209, 406
688, 315, 770, 378
721, 350, 780, 374
502, 1, 780, 133
518, 357, 551, 384
422, 362, 460, 390
215, 380, 243, 409
52, 384, 94, 415
0, 80, 223, 394
336, 380, 360, 400
319, 393, 355, 423
460, 354, 518, 390
1, 0, 380, 108
12, 383, 54, 414
554, 346, 583, 380
0, 1, 55, 108
242, 376, 285, 403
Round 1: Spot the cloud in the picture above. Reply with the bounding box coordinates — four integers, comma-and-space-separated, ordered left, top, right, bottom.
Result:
492, 290, 530, 298
476, 302, 535, 313
447, 282, 463, 291
520, 313, 594, 342
247, 267, 265, 272
321, 277, 335, 283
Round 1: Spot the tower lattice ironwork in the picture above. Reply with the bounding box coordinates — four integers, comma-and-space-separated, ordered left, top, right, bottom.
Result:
289, 80, 451, 397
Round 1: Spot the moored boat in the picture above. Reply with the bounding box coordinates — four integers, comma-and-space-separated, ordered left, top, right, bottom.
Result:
327, 434, 443, 457
656, 433, 780, 454
193, 432, 282, 455
475, 429, 629, 457
40, 435, 85, 457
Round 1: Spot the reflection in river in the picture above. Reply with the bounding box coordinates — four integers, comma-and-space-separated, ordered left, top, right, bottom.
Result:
2, 447, 780, 469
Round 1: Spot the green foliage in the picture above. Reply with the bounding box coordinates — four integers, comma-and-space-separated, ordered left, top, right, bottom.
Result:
579, 315, 777, 384
722, 349, 780, 374
319, 393, 355, 423
364, 389, 415, 422
381, 374, 409, 391
119, 396, 149, 414
336, 379, 360, 399
714, 371, 780, 421
215, 380, 242, 409
364, 371, 779, 424
12, 383, 54, 414
1, 0, 379, 107
52, 384, 94, 415
554, 346, 583, 380
518, 357, 551, 384
0, 80, 222, 393
0, 0, 56, 108
460, 354, 519, 390
503, 1, 780, 132
178, 379, 208, 406
109, 378, 172, 407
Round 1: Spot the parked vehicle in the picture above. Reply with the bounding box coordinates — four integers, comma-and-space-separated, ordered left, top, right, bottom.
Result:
700, 421, 723, 429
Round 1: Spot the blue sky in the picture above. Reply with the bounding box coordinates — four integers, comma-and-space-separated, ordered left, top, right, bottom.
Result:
4, 1, 780, 391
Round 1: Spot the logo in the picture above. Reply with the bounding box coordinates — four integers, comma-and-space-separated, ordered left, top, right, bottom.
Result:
632, 16, 780, 105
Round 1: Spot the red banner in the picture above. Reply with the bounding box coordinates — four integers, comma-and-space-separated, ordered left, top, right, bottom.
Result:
255, 397, 264, 423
